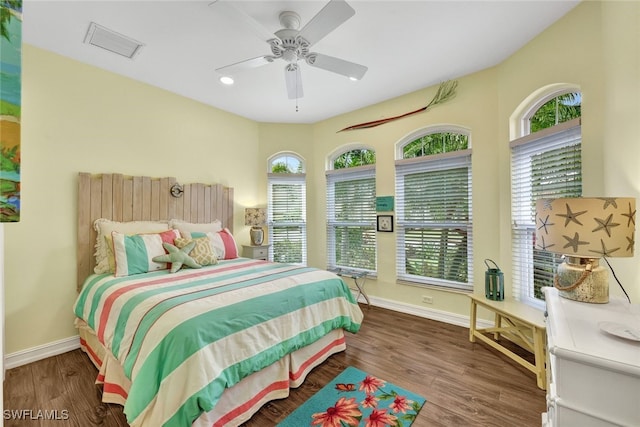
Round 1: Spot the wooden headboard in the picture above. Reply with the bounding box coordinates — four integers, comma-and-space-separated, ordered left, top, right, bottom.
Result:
77, 172, 234, 291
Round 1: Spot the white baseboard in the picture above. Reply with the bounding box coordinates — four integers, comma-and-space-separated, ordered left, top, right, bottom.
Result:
4, 297, 492, 370
355, 292, 494, 329
5, 335, 80, 370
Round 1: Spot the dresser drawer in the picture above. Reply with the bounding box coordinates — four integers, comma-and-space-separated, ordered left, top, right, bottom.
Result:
252, 247, 268, 258
242, 245, 270, 260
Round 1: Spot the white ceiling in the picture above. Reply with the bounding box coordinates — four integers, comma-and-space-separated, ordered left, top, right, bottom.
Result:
23, 0, 580, 124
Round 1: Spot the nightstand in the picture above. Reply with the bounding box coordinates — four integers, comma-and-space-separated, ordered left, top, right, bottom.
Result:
242, 244, 270, 260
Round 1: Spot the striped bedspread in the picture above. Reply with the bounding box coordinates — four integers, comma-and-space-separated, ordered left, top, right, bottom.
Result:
73, 258, 364, 427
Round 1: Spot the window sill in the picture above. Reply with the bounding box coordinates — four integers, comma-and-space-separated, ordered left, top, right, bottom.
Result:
396, 279, 472, 295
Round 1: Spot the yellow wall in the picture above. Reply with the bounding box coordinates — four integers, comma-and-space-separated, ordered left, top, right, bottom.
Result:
261, 0, 640, 315
5, 46, 260, 353
6, 1, 640, 355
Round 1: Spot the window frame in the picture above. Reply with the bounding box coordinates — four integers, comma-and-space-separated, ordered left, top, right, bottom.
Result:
395, 127, 473, 291
510, 118, 582, 308
267, 152, 307, 265
326, 147, 377, 273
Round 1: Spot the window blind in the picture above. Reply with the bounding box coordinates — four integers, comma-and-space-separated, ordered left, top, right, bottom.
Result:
268, 173, 306, 264
326, 165, 376, 271
510, 119, 582, 307
395, 150, 473, 290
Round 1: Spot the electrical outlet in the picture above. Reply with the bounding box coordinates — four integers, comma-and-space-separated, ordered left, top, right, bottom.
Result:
422, 295, 433, 304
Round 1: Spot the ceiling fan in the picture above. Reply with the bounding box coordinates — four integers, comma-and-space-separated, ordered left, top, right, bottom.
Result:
212, 0, 368, 100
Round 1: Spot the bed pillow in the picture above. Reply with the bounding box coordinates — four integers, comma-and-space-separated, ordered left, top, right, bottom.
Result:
93, 219, 169, 274
106, 229, 181, 273
112, 229, 180, 277
169, 219, 222, 239
205, 228, 239, 260
174, 236, 218, 266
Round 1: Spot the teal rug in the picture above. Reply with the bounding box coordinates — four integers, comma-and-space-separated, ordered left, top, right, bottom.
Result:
277, 366, 426, 427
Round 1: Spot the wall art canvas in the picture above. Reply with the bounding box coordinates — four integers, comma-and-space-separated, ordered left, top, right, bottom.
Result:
0, 0, 22, 222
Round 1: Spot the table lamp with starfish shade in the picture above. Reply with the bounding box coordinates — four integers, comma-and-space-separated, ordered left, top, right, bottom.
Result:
535, 197, 636, 303
244, 208, 267, 246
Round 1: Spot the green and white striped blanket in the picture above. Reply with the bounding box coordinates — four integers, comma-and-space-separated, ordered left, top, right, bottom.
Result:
74, 258, 363, 427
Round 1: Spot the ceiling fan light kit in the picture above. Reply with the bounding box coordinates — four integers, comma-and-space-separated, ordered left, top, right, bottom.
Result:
214, 0, 367, 100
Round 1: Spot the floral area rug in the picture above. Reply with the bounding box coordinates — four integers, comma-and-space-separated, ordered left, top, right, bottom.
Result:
277, 366, 426, 427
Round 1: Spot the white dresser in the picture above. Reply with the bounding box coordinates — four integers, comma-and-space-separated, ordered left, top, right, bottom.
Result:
542, 287, 640, 426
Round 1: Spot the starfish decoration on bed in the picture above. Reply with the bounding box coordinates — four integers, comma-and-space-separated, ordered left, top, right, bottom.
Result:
153, 242, 202, 273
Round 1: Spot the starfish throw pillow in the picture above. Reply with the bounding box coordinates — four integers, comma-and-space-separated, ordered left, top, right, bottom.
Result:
153, 242, 202, 273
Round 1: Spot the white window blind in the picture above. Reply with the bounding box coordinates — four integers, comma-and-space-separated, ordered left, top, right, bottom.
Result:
511, 119, 582, 307
268, 173, 307, 264
395, 150, 473, 290
326, 165, 376, 272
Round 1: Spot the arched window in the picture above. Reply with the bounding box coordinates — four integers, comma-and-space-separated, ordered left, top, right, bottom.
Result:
526, 91, 582, 134
395, 126, 473, 291
511, 86, 582, 307
267, 153, 306, 264
326, 146, 376, 272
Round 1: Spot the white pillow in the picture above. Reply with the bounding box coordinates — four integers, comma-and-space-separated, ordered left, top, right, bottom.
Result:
206, 229, 239, 260
93, 219, 169, 274
169, 219, 223, 238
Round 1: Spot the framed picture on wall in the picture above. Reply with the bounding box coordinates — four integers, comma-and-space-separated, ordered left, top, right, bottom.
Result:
377, 215, 393, 232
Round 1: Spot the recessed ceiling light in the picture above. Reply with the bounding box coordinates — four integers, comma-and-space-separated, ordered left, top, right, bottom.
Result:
349, 76, 359, 81
220, 76, 234, 85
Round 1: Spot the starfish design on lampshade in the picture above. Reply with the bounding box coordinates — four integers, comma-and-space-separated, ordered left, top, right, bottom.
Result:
592, 214, 619, 237
562, 232, 589, 253
536, 235, 555, 251
622, 202, 637, 227
589, 239, 621, 257
557, 203, 587, 227
537, 214, 554, 234
599, 198, 618, 210
627, 236, 635, 252
535, 197, 635, 258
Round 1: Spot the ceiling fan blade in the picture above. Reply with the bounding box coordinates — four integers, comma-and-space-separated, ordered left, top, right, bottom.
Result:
209, 1, 276, 43
216, 55, 275, 74
298, 0, 355, 46
306, 53, 367, 80
285, 65, 304, 100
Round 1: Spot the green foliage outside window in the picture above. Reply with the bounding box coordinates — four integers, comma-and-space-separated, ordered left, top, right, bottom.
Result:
271, 156, 303, 174
333, 149, 375, 169
334, 227, 376, 270
403, 132, 468, 158
530, 92, 581, 133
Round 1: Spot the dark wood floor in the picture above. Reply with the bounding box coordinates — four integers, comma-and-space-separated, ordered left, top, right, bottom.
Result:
4, 305, 546, 426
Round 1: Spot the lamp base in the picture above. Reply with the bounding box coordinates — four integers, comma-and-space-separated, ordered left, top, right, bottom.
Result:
555, 257, 608, 303
249, 227, 264, 246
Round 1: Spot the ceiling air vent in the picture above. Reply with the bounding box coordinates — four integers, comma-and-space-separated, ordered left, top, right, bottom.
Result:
84, 22, 144, 59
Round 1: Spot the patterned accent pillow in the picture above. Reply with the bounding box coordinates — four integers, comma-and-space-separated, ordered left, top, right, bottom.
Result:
205, 228, 239, 260
112, 230, 180, 277
174, 236, 218, 266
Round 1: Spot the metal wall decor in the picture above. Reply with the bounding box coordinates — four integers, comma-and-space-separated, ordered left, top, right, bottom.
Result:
170, 183, 184, 198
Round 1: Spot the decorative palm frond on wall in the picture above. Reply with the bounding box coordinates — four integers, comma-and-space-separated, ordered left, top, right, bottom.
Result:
338, 80, 458, 132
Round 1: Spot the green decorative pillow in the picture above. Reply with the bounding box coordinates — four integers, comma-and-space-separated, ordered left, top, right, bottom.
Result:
175, 236, 218, 266
152, 242, 202, 273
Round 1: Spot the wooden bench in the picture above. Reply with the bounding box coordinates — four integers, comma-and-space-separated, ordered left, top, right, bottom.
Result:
468, 293, 546, 390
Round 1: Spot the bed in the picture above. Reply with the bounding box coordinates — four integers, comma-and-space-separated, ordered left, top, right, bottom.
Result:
74, 173, 364, 427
